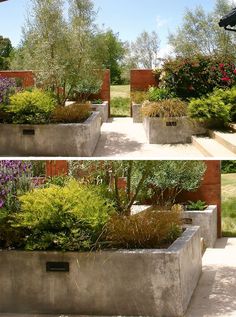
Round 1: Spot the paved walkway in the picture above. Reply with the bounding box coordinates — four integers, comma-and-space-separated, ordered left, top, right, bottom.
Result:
93, 118, 204, 158
186, 238, 236, 317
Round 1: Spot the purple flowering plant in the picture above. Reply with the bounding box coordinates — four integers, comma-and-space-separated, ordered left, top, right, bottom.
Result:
0, 160, 32, 211
0, 77, 16, 105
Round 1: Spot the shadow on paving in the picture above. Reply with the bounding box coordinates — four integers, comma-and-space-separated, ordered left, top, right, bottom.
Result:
93, 131, 143, 156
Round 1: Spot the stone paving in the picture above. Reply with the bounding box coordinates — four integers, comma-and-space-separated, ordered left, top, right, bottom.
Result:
185, 238, 236, 317
93, 118, 204, 158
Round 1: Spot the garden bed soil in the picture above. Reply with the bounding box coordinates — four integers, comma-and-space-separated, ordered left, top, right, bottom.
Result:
0, 111, 101, 156
0, 227, 201, 317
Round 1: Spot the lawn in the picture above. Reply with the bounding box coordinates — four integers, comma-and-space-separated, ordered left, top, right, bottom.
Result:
221, 173, 236, 236
110, 85, 131, 117
111, 85, 130, 98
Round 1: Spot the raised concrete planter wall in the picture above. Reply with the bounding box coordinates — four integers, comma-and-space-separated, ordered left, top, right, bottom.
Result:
0, 112, 101, 157
0, 227, 201, 317
132, 103, 142, 123
143, 116, 192, 144
183, 205, 217, 248
143, 116, 208, 144
91, 101, 109, 123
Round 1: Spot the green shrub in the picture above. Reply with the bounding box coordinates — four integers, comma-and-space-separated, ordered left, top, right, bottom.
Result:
147, 87, 174, 102
187, 200, 207, 211
162, 55, 236, 99
137, 161, 207, 207
188, 92, 231, 127
142, 99, 187, 118
222, 161, 236, 174
104, 208, 182, 249
8, 89, 56, 124
131, 91, 148, 104
50, 103, 91, 123
111, 97, 130, 117
14, 180, 115, 251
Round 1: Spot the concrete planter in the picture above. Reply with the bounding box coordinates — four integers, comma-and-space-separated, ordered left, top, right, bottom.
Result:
0, 111, 101, 157
143, 116, 193, 144
143, 116, 208, 144
0, 227, 201, 317
91, 101, 109, 123
132, 103, 142, 123
183, 205, 217, 248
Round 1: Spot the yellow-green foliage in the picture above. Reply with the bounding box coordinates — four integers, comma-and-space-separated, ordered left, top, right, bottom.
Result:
142, 99, 187, 118
131, 91, 148, 104
51, 102, 91, 123
104, 207, 182, 249
9, 89, 56, 124
16, 180, 115, 251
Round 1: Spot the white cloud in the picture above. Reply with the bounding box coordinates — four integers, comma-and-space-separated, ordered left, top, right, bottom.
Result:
158, 44, 174, 59
156, 16, 169, 29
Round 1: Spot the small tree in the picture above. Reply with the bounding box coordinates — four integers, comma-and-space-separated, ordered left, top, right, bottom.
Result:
0, 36, 13, 70
138, 161, 207, 206
14, 0, 103, 105
130, 31, 160, 69
70, 160, 206, 214
168, 0, 236, 58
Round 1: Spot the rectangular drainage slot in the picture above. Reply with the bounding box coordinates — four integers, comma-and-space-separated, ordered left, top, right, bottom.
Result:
46, 262, 70, 272
166, 122, 177, 127
23, 129, 35, 135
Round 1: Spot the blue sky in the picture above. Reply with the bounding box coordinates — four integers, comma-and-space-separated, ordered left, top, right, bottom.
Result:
0, 0, 217, 55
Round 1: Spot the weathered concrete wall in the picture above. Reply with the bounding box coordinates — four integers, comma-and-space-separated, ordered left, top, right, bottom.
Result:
0, 112, 101, 157
0, 227, 201, 317
91, 101, 109, 123
143, 116, 192, 144
183, 205, 218, 248
132, 103, 143, 123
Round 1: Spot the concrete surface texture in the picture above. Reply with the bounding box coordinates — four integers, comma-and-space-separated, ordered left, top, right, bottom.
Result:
143, 116, 193, 144
91, 102, 109, 123
0, 228, 201, 317
1, 239, 235, 317
183, 205, 218, 248
186, 238, 236, 317
0, 112, 101, 157
93, 118, 204, 158
132, 103, 143, 123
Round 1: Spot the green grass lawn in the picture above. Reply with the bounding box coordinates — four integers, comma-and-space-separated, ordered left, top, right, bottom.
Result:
222, 173, 236, 236
111, 85, 130, 98
110, 85, 131, 117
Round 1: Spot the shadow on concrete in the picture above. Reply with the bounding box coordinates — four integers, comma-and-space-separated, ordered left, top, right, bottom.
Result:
186, 265, 236, 317
93, 131, 143, 157
214, 238, 229, 249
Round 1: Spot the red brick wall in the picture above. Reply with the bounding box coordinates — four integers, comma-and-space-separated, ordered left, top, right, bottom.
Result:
46, 161, 69, 177
0, 71, 35, 88
130, 69, 158, 92
178, 161, 221, 238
